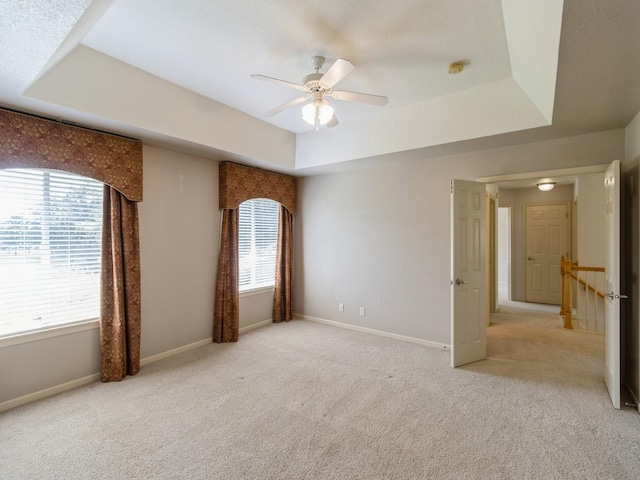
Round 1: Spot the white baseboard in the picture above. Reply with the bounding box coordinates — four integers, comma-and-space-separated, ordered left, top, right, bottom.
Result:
0, 373, 101, 413
140, 338, 213, 366
139, 319, 273, 366
1, 319, 275, 413
295, 313, 449, 351
142, 319, 272, 366
240, 319, 272, 333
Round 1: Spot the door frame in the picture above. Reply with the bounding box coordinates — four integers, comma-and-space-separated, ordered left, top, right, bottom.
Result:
497, 205, 512, 306
487, 195, 497, 319
478, 165, 607, 306
475, 163, 618, 407
477, 165, 609, 185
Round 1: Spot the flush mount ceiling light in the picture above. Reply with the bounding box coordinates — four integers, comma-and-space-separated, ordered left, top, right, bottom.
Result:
537, 182, 556, 192
448, 61, 465, 75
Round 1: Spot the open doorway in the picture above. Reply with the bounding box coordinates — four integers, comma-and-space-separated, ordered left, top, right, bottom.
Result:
474, 164, 620, 409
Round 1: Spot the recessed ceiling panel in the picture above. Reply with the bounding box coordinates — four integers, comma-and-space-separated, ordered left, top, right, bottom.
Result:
81, 0, 513, 133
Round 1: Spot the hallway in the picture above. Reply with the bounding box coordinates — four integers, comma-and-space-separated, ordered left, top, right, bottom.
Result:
484, 293, 605, 394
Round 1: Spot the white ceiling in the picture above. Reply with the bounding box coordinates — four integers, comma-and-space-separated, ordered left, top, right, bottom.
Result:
81, 0, 514, 132
1, 1, 640, 174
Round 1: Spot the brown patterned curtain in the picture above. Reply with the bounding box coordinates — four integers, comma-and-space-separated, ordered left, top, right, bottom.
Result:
219, 162, 296, 213
100, 186, 142, 382
0, 108, 143, 201
213, 209, 239, 342
216, 162, 296, 339
0, 108, 143, 382
273, 205, 293, 322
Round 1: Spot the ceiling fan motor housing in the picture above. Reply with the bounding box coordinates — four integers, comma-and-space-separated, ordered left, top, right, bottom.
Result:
303, 73, 326, 92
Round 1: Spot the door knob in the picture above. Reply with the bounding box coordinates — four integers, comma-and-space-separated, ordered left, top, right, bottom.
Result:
455, 279, 467, 285
606, 292, 629, 299
528, 257, 535, 261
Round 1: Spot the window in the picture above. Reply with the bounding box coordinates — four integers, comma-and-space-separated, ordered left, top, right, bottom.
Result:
0, 169, 103, 337
238, 198, 279, 292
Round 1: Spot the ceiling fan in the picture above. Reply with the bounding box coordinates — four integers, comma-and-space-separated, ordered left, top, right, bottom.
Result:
251, 56, 388, 129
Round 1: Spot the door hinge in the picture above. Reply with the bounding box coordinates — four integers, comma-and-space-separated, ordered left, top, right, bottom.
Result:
450, 179, 454, 194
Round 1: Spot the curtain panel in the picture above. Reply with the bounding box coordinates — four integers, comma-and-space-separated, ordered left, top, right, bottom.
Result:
0, 108, 143, 383
273, 205, 293, 323
214, 162, 296, 342
100, 186, 142, 381
214, 209, 240, 343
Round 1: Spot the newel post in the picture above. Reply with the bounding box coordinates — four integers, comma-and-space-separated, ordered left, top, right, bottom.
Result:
560, 256, 566, 316
562, 257, 573, 329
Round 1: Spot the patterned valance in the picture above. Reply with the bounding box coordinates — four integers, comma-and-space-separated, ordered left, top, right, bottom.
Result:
219, 162, 296, 214
0, 108, 143, 201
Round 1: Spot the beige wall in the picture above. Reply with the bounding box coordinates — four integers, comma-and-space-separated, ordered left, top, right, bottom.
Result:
0, 327, 100, 405
0, 145, 274, 408
1, 125, 632, 410
138, 146, 219, 357
294, 129, 624, 345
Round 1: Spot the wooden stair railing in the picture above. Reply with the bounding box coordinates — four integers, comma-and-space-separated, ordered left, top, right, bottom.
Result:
560, 256, 606, 331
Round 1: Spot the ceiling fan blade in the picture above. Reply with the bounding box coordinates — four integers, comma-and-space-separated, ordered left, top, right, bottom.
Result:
264, 96, 308, 117
251, 74, 307, 92
331, 90, 388, 106
326, 114, 339, 128
319, 58, 355, 88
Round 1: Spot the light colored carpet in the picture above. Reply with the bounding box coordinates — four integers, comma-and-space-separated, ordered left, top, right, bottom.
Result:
2, 304, 639, 479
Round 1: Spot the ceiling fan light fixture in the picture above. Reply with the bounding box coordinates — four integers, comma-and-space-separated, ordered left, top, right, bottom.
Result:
253, 56, 388, 129
537, 182, 556, 192
302, 99, 334, 126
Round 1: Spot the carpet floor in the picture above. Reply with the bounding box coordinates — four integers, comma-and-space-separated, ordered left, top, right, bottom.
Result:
1, 302, 639, 479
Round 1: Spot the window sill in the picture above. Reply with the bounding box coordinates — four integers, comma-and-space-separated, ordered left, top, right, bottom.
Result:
0, 319, 100, 348
240, 286, 275, 298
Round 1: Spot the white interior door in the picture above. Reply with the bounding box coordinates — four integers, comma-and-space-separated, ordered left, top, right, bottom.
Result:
451, 179, 486, 367
525, 204, 568, 305
604, 160, 622, 409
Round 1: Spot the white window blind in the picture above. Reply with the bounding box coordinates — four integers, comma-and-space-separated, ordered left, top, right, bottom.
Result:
238, 198, 279, 291
0, 169, 103, 336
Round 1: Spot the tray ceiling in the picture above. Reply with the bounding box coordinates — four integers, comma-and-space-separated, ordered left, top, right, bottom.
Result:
2, 1, 639, 173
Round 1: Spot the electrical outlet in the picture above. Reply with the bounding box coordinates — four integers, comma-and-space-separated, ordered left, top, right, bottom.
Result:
339, 303, 344, 312
359, 307, 365, 316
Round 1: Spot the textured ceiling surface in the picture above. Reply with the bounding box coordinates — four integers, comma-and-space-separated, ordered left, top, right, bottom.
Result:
0, 0, 92, 97
1, 1, 639, 174
81, 0, 512, 131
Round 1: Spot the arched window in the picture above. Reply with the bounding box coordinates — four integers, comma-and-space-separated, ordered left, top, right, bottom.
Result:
238, 198, 279, 291
0, 108, 143, 381
0, 169, 103, 336
215, 162, 296, 342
